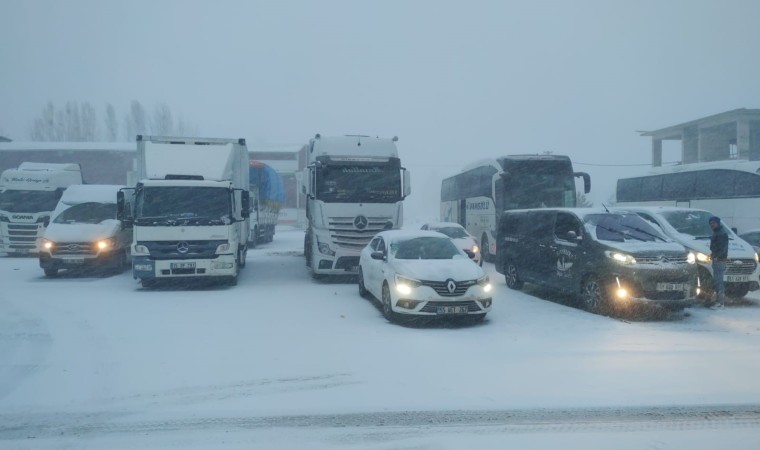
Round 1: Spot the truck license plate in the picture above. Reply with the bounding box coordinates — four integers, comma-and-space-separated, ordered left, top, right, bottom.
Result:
170, 262, 196, 269
437, 305, 468, 314
656, 282, 684, 291
725, 275, 749, 282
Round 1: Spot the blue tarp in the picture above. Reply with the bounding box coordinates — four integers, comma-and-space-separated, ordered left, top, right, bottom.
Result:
249, 161, 285, 203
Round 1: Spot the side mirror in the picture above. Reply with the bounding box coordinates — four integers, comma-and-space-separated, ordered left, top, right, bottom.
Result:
403, 169, 411, 198
241, 191, 251, 219
371, 251, 385, 261
117, 190, 125, 221
575, 172, 591, 194
463, 249, 476, 259
567, 230, 581, 241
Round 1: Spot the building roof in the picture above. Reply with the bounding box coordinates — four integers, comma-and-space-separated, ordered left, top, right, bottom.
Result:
640, 108, 760, 140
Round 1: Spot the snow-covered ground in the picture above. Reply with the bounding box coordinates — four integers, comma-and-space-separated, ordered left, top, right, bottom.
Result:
2, 226, 760, 449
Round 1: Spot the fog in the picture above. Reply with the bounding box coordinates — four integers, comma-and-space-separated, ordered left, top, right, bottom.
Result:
2, 0, 759, 219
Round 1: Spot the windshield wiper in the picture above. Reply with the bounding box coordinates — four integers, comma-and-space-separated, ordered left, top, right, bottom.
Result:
621, 224, 666, 242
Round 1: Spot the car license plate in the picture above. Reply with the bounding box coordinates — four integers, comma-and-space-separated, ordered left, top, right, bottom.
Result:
436, 305, 468, 314
656, 282, 684, 291
170, 262, 196, 269
725, 275, 749, 282
63, 257, 84, 264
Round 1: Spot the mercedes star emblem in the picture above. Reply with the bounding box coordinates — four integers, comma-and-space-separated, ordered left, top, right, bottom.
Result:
177, 241, 190, 254
353, 215, 368, 230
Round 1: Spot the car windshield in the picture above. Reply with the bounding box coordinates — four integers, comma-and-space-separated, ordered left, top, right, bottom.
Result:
53, 202, 116, 224
584, 213, 667, 242
660, 210, 733, 238
431, 226, 468, 239
391, 236, 462, 259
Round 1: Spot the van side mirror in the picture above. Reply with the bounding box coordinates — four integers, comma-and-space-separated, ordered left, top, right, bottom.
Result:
567, 230, 581, 241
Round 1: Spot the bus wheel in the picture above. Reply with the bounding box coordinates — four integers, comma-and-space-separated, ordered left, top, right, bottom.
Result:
504, 261, 524, 290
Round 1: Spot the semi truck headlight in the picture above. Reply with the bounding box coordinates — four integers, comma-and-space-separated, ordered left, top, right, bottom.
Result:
134, 244, 149, 255
216, 243, 231, 254
605, 251, 636, 265
317, 239, 335, 256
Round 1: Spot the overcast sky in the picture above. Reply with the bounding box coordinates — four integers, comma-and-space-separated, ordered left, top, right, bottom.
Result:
1, 0, 759, 217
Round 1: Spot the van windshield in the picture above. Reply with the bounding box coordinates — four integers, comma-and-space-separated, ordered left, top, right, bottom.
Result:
53, 202, 116, 224
659, 210, 733, 239
584, 213, 667, 243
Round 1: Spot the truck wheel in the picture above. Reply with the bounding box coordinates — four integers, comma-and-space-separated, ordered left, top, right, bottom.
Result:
504, 261, 524, 290
44, 267, 58, 277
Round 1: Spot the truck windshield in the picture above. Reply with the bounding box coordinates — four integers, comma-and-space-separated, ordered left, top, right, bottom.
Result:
316, 164, 401, 203
135, 186, 231, 225
0, 189, 61, 213
53, 202, 116, 224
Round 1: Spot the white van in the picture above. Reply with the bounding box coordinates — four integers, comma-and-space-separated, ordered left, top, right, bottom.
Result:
39, 184, 131, 277
614, 206, 760, 299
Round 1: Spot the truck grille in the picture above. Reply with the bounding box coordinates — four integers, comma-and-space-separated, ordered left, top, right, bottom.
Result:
140, 240, 227, 260
7, 224, 40, 243
328, 216, 393, 250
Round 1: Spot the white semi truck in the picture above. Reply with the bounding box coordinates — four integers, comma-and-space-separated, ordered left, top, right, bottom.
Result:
0, 162, 83, 255
118, 135, 250, 287
301, 134, 410, 277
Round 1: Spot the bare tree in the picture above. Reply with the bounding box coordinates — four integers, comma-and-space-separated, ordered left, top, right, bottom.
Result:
151, 102, 174, 135
80, 102, 98, 141
124, 100, 148, 140
104, 103, 118, 141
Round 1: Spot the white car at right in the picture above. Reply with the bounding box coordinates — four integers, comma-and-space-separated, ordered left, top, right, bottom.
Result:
357, 230, 492, 324
420, 221, 482, 265
614, 206, 760, 300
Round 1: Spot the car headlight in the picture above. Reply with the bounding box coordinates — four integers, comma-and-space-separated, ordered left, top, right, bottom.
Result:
687, 252, 696, 264
605, 251, 636, 265
395, 274, 422, 295
477, 275, 492, 292
96, 238, 116, 250
694, 251, 711, 263
471, 244, 479, 254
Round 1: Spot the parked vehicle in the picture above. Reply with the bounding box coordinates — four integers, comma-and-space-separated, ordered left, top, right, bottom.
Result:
738, 230, 760, 255
420, 221, 482, 265
38, 184, 130, 277
118, 135, 250, 287
615, 206, 760, 300
248, 160, 285, 247
357, 230, 492, 323
495, 208, 698, 315
0, 162, 83, 255
301, 134, 410, 277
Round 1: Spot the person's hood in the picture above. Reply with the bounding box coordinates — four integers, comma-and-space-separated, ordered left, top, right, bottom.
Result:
43, 219, 121, 243
392, 257, 485, 281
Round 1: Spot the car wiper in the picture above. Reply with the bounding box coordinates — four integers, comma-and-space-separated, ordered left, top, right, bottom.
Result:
694, 236, 711, 240
621, 224, 666, 242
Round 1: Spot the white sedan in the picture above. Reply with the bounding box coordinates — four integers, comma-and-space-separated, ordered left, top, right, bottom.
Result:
421, 221, 482, 265
357, 230, 492, 323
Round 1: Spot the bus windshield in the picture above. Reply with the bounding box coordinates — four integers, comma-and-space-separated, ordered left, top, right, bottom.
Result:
504, 161, 576, 209
316, 163, 401, 203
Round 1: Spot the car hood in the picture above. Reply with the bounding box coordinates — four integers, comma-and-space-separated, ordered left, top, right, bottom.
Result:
44, 220, 121, 243
603, 240, 687, 256
392, 257, 485, 281
672, 233, 756, 258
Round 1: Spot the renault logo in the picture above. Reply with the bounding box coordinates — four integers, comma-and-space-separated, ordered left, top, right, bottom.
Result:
446, 279, 457, 294
353, 215, 368, 230
177, 241, 190, 254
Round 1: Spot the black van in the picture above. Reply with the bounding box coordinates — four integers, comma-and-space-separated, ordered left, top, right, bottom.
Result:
495, 208, 698, 313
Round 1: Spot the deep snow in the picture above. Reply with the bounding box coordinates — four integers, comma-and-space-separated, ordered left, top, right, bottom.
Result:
1, 226, 760, 449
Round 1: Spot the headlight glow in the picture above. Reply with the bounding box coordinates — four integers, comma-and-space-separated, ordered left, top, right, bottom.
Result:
471, 245, 479, 253
687, 252, 696, 264
43, 240, 54, 250
695, 252, 711, 263
755, 252, 759, 263
395, 274, 421, 295
616, 288, 628, 299
96, 239, 113, 250
605, 251, 636, 265
477, 275, 491, 292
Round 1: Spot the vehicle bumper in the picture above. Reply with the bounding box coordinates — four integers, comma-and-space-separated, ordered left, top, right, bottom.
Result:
39, 251, 121, 270
390, 285, 493, 316
132, 255, 237, 279
605, 272, 697, 310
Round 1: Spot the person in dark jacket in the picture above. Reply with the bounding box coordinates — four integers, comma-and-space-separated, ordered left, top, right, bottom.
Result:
708, 216, 729, 309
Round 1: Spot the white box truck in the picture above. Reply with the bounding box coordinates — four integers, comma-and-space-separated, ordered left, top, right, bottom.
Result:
118, 135, 250, 287
301, 134, 410, 278
0, 162, 83, 255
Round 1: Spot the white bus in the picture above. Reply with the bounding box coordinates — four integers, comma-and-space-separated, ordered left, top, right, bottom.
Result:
441, 155, 590, 262
615, 160, 760, 233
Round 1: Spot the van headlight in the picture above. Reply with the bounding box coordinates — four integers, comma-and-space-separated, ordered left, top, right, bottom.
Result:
395, 274, 422, 295
477, 275, 492, 292
605, 251, 636, 265
687, 252, 696, 264
42, 239, 55, 250
694, 251, 711, 263
96, 238, 116, 250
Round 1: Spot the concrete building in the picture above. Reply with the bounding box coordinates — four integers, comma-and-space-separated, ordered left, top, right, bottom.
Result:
642, 108, 760, 166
